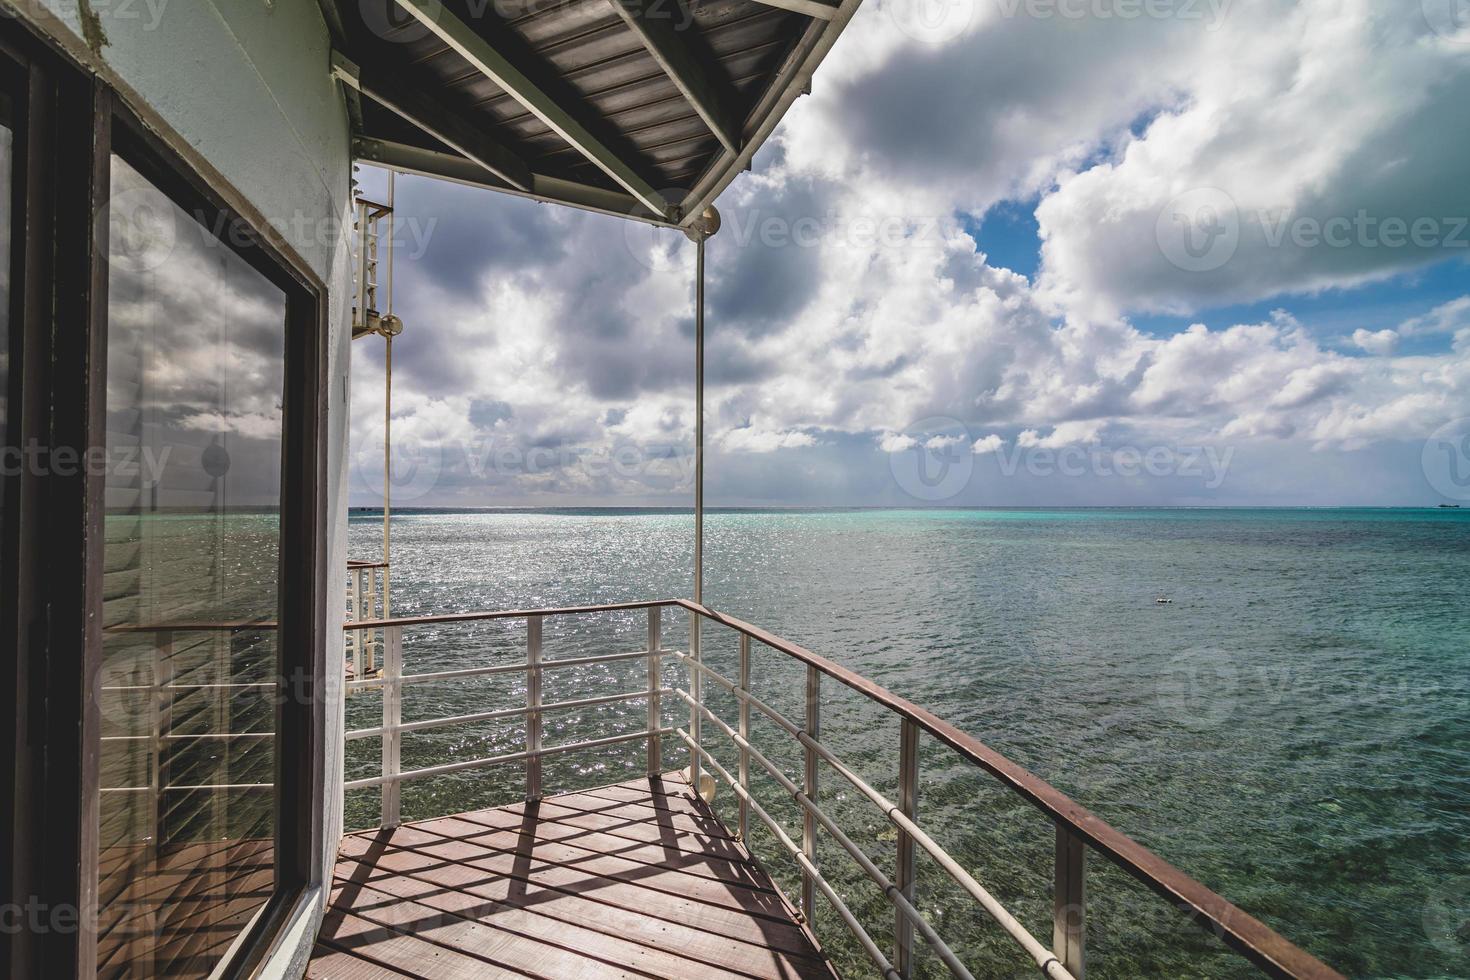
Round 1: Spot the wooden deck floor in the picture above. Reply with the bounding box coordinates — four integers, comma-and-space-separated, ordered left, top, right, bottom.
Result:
308, 773, 838, 979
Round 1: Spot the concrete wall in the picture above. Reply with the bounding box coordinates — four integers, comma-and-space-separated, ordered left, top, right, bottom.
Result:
28, 0, 353, 974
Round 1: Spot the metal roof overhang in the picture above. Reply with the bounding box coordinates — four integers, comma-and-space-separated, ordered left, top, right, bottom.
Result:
318, 0, 863, 230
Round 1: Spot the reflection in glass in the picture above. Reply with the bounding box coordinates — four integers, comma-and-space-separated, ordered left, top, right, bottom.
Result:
0, 93, 12, 518
97, 156, 286, 978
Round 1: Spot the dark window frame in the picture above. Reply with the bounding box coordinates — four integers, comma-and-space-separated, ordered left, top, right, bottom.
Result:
0, 14, 329, 979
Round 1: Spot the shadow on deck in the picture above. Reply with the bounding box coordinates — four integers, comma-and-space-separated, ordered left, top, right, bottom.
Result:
309, 773, 838, 979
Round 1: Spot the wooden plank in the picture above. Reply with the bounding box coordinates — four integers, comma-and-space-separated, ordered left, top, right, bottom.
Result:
335, 832, 820, 957
332, 852, 830, 979
333, 870, 765, 980
312, 778, 836, 979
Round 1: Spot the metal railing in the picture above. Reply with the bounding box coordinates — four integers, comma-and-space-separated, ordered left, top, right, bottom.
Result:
340, 598, 1343, 980
345, 559, 389, 682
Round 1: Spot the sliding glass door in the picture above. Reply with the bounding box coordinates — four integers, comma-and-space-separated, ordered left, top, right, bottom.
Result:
0, 20, 326, 978
95, 155, 290, 978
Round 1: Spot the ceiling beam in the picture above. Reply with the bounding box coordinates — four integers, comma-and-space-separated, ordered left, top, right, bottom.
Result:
678, 0, 860, 227
744, 0, 838, 20
353, 137, 680, 228
393, 0, 671, 218
606, 0, 742, 155
332, 53, 533, 192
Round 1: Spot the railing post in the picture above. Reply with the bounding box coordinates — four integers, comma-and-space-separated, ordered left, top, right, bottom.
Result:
895, 718, 920, 977
737, 633, 751, 842
688, 609, 702, 793
646, 607, 662, 776
381, 625, 403, 828
1053, 825, 1087, 979
526, 615, 543, 801
148, 631, 173, 883
801, 664, 820, 924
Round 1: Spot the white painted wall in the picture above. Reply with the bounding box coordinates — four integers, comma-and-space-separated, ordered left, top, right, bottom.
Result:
30, 0, 353, 974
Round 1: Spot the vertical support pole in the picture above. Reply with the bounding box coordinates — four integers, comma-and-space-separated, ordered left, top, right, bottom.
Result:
693, 235, 704, 607
526, 615, 543, 801
646, 606, 662, 776
801, 665, 820, 924
688, 609, 702, 793
1053, 825, 1087, 980
688, 234, 706, 797
381, 625, 403, 828
737, 633, 751, 842
896, 718, 920, 978
383, 332, 392, 610
148, 631, 172, 866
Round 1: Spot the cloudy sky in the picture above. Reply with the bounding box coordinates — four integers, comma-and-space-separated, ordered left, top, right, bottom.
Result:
350, 0, 1470, 508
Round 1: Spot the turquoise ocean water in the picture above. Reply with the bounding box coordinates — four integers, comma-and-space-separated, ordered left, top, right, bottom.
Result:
345, 508, 1470, 979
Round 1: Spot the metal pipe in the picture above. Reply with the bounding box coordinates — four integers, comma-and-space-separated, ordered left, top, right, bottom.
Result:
897, 717, 921, 978
526, 615, 543, 801
802, 664, 820, 923
346, 688, 673, 741
737, 632, 750, 841
689, 234, 706, 791
345, 646, 677, 691
647, 606, 663, 775
381, 625, 403, 828
345, 727, 675, 790
675, 729, 901, 980
672, 649, 1076, 980
675, 691, 974, 980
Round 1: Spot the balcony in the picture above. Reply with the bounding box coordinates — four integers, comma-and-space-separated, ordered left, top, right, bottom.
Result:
312, 600, 1342, 980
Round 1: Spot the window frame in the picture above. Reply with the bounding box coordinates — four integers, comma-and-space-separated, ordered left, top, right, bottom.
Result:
0, 14, 329, 979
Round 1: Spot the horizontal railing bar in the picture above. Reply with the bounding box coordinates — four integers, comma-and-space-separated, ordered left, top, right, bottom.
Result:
345, 688, 674, 741
347, 648, 678, 691
104, 622, 277, 633
101, 682, 276, 692
675, 728, 900, 980
100, 732, 274, 742
101, 783, 273, 793
342, 599, 677, 631
345, 727, 674, 790
675, 599, 1342, 980
673, 689, 977, 980
675, 649, 1069, 976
